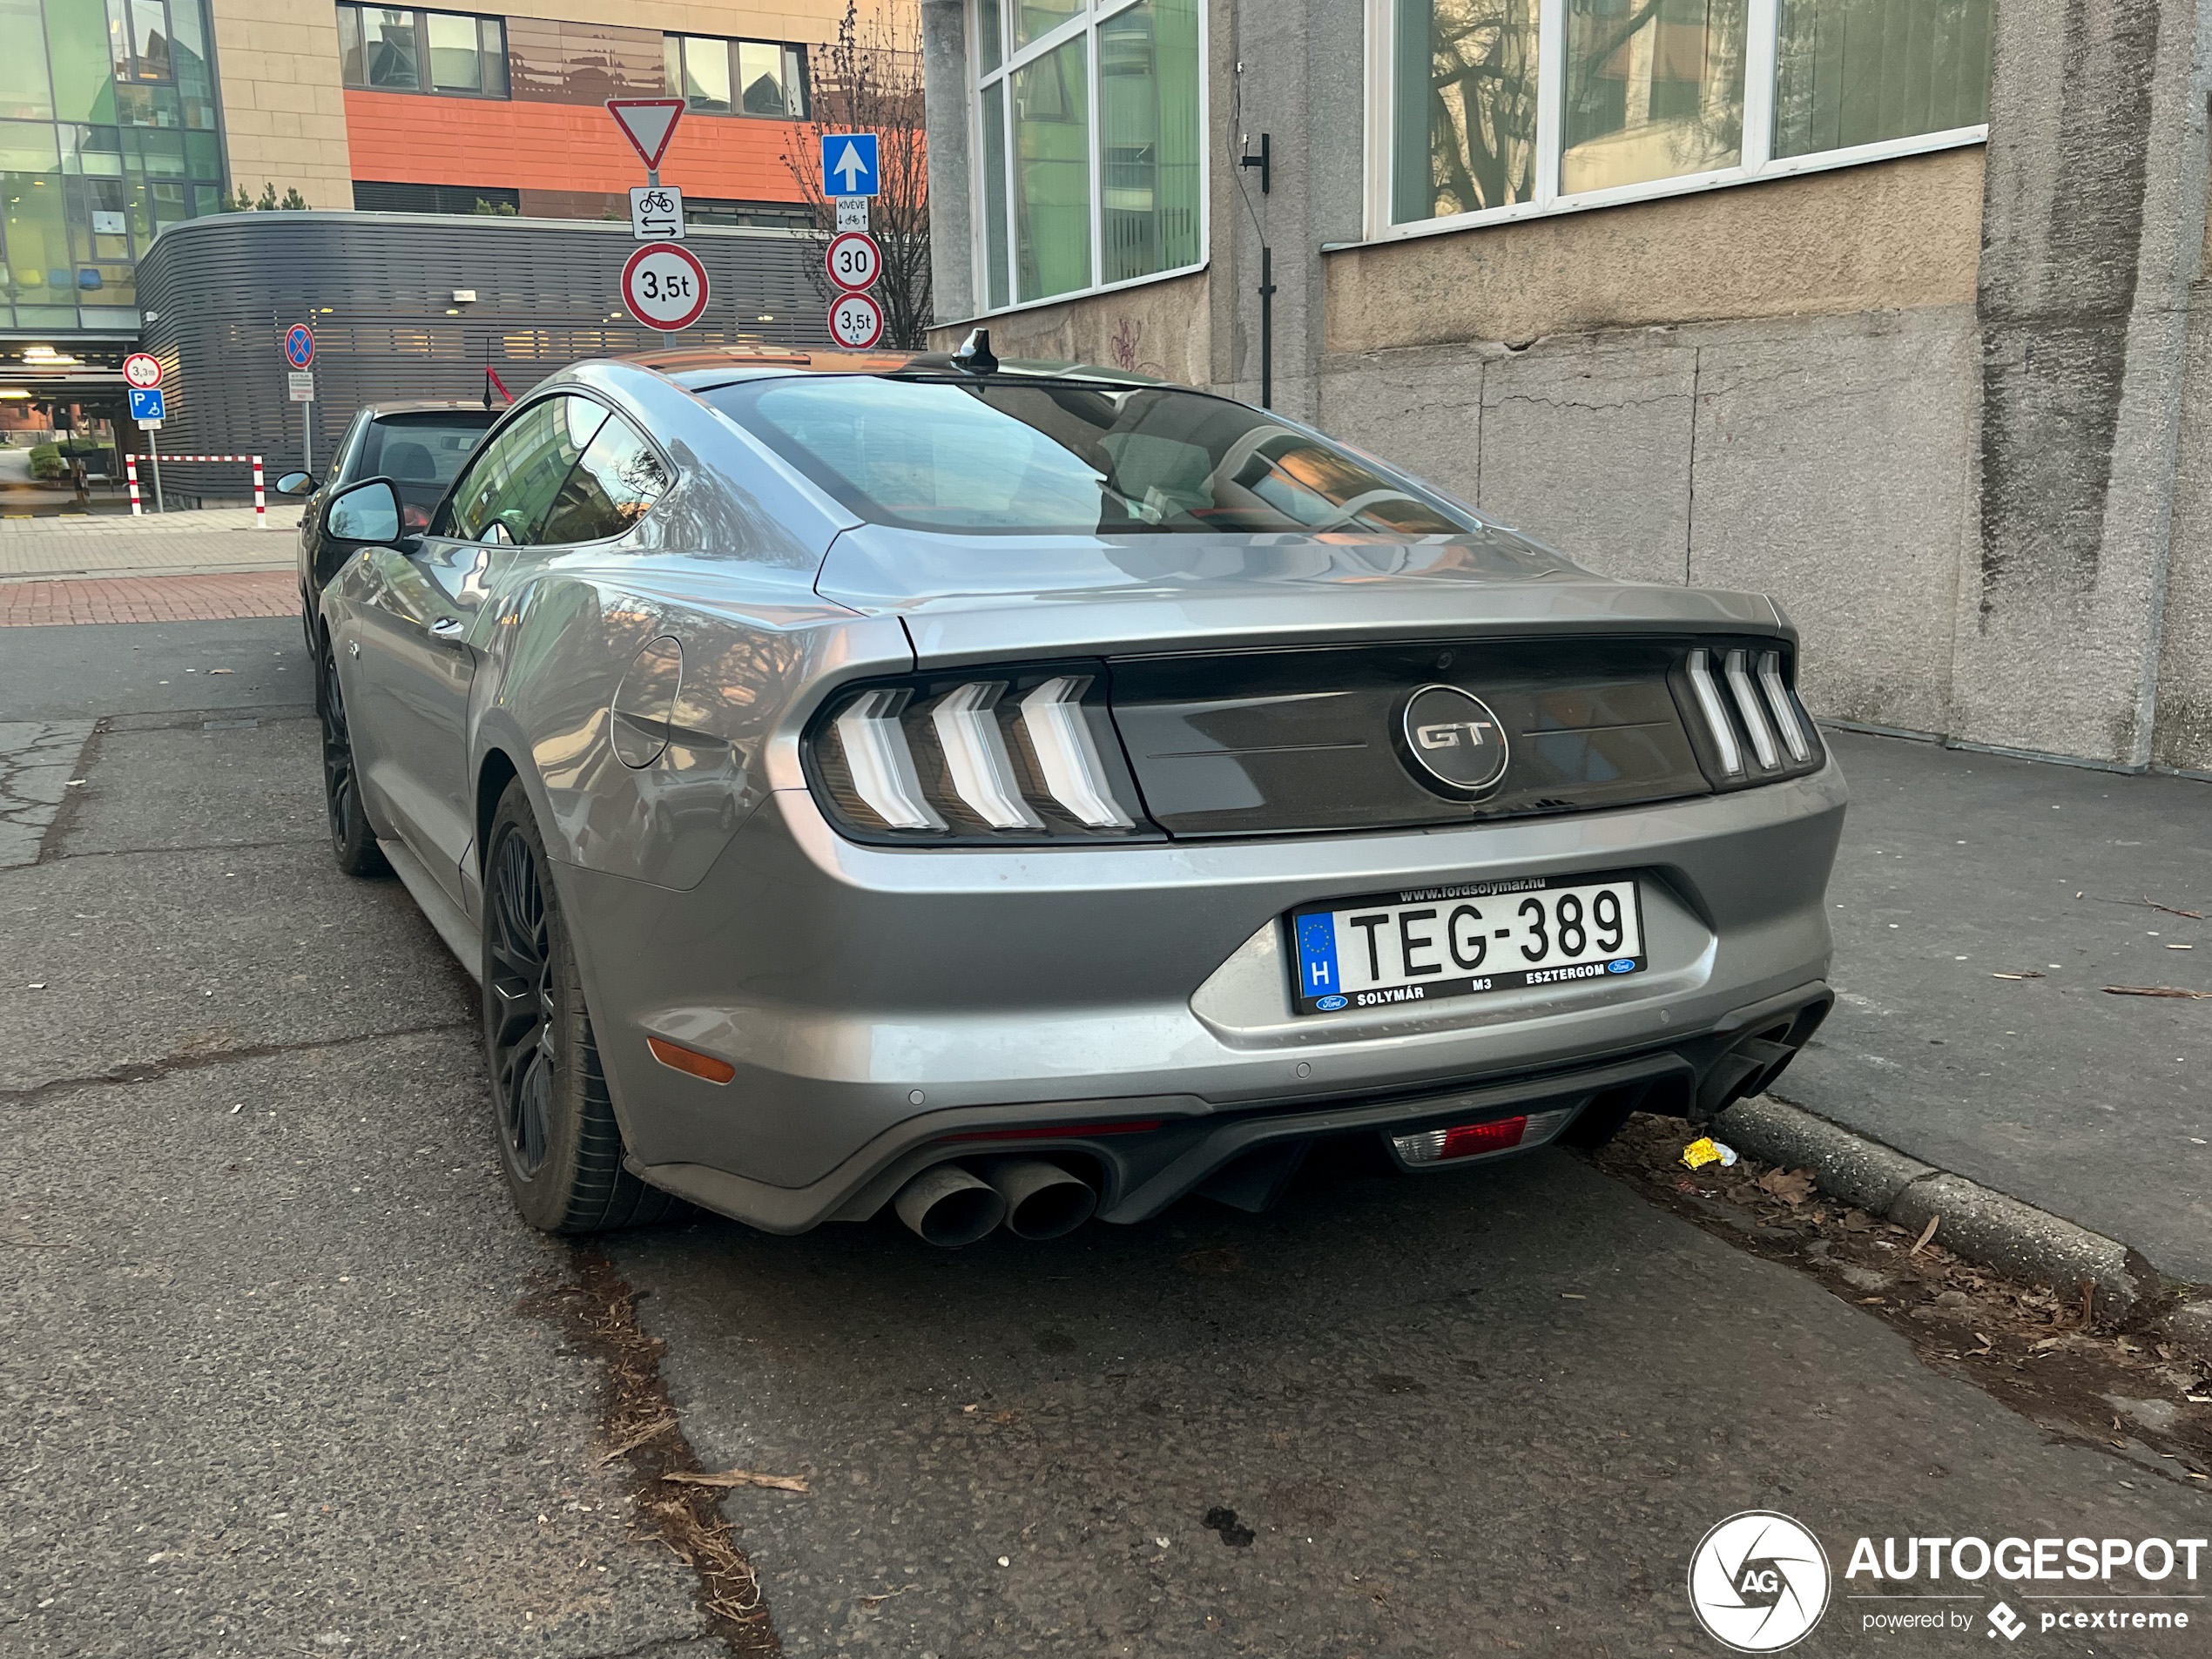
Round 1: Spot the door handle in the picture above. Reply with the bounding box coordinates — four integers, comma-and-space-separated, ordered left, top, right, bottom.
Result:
429, 617, 465, 638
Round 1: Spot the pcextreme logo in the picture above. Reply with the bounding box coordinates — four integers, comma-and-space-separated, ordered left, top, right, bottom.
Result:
1688, 1512, 1833, 1651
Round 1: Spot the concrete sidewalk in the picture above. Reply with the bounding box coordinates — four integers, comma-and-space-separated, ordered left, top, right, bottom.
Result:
1787, 729, 2212, 1282
0, 505, 293, 581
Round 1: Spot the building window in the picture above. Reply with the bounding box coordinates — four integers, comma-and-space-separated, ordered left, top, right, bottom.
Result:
337, 6, 509, 98
971, 0, 1204, 313
354, 179, 520, 213
664, 34, 808, 118
1383, 0, 1989, 235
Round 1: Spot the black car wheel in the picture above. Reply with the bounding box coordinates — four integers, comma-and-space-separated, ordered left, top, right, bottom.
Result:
318, 636, 390, 879
482, 779, 674, 1233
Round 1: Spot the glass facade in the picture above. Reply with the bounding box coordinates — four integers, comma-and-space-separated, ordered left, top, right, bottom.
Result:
1, 0, 226, 334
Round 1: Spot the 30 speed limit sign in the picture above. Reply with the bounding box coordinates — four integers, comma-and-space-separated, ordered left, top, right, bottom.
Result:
825, 230, 881, 292
827, 291, 885, 349
620, 242, 711, 331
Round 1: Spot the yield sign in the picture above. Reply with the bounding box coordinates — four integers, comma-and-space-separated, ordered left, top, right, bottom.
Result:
606, 98, 686, 171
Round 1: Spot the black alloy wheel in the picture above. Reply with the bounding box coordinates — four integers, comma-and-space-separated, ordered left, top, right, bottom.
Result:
481, 779, 673, 1233
318, 636, 390, 879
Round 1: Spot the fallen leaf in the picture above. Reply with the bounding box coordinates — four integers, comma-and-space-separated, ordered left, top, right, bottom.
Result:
1757, 1168, 1815, 1205
206, 668, 234, 675
1839, 1210, 1875, 1232
661, 1469, 809, 1493
2101, 985, 2212, 999
1909, 1214, 1940, 1257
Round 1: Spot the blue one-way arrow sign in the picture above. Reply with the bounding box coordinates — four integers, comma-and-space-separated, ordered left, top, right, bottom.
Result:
820, 132, 879, 197
128, 386, 165, 422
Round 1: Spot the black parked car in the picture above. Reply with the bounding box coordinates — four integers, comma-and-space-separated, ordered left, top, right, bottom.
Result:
280, 401, 498, 636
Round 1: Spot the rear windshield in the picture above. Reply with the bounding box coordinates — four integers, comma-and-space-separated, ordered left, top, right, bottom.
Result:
360, 416, 491, 493
703, 375, 1471, 536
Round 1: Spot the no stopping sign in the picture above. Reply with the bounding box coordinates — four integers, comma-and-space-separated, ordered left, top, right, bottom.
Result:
621, 243, 711, 331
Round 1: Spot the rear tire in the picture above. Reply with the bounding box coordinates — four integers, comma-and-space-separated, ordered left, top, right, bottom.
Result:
482, 780, 674, 1233
318, 635, 390, 879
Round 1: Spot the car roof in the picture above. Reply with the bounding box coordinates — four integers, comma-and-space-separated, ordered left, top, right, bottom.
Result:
361, 401, 501, 421
617, 345, 1166, 394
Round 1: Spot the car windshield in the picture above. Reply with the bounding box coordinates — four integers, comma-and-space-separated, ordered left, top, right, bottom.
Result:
704, 374, 1473, 536
359, 415, 491, 506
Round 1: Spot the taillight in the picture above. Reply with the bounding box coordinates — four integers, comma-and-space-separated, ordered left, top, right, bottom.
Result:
1391, 1105, 1575, 1165
806, 665, 1159, 844
1679, 643, 1823, 789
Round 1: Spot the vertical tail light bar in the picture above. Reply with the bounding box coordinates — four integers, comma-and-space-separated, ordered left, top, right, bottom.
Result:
1723, 648, 1781, 771
833, 689, 945, 831
930, 681, 1043, 830
1019, 676, 1134, 828
1757, 650, 1811, 764
1683, 649, 1743, 778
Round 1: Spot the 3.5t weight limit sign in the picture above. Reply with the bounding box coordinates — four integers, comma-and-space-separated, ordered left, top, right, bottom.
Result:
828, 291, 885, 349
825, 231, 880, 292
620, 243, 710, 331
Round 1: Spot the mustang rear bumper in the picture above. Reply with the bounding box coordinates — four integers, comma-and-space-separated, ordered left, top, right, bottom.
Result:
556, 759, 1846, 1234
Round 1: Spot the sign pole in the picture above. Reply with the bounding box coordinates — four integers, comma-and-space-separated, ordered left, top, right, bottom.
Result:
302, 395, 313, 480
147, 424, 165, 514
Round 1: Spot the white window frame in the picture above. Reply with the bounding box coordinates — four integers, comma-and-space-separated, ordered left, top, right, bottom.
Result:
967, 0, 1211, 320
1361, 0, 1988, 245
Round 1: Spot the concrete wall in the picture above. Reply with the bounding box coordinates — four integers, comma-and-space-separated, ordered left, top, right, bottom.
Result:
919, 0, 2212, 775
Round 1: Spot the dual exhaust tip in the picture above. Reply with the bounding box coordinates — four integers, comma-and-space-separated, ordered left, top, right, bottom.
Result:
893, 1157, 1096, 1247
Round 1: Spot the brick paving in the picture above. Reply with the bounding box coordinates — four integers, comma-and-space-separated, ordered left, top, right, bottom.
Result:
0, 570, 300, 627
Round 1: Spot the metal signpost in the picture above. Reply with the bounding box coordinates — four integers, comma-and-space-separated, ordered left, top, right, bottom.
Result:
821, 134, 881, 347
284, 323, 315, 475
127, 383, 166, 512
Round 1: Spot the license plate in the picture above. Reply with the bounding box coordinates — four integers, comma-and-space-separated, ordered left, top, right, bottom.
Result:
1287, 872, 1647, 1015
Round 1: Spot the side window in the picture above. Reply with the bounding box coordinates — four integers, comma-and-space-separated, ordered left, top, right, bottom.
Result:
536, 411, 674, 544
329, 411, 371, 485
442, 396, 608, 544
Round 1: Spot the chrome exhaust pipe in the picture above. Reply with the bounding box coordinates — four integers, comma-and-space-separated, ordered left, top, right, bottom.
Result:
893, 1163, 1007, 1248
981, 1157, 1096, 1241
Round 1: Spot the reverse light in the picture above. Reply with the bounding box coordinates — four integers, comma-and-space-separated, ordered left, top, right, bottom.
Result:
1393, 1106, 1575, 1165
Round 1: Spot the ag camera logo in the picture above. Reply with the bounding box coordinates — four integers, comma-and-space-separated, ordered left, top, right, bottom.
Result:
1688, 1511, 1831, 1651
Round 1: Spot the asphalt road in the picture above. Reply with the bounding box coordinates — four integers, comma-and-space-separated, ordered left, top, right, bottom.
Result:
3, 618, 2209, 1656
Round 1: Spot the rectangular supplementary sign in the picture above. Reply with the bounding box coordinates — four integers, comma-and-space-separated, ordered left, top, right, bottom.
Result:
629, 184, 684, 240
287, 370, 314, 401
834, 196, 869, 232
820, 132, 879, 197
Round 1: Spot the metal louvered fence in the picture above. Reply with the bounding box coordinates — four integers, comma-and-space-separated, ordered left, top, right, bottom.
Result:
134, 210, 831, 477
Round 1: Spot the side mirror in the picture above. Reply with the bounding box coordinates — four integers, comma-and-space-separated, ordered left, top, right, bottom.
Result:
275, 470, 316, 496
322, 476, 406, 546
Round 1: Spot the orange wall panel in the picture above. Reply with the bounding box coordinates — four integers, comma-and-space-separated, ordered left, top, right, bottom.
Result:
344, 91, 809, 201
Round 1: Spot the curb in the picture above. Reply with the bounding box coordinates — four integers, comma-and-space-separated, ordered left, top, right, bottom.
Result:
1712, 1096, 2200, 1358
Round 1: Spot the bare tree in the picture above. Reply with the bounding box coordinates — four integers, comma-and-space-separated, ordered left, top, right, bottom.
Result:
783, 2, 931, 348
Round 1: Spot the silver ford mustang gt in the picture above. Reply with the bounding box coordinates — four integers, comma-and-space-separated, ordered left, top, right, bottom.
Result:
309, 336, 1844, 1245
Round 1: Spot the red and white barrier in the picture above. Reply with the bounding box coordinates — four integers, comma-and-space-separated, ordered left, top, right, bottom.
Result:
125, 454, 269, 526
